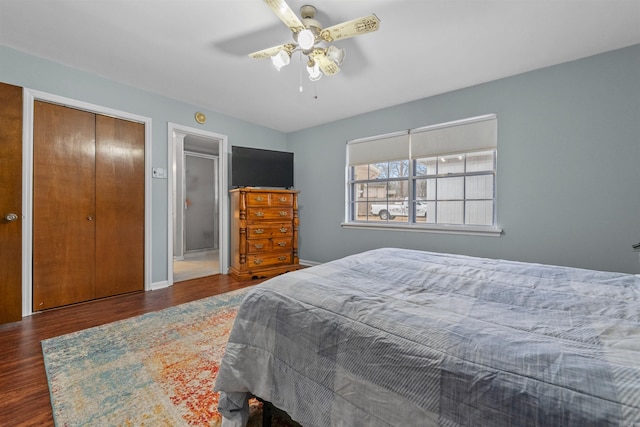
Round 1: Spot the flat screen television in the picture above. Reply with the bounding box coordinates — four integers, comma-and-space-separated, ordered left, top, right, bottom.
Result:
231, 146, 294, 189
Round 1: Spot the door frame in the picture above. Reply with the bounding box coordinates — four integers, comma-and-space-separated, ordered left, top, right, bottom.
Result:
22, 89, 153, 317
167, 123, 229, 283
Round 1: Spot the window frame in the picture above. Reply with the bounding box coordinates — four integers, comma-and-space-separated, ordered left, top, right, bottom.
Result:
343, 115, 502, 236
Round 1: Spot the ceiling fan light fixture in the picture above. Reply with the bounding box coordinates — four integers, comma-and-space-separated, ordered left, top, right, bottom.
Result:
297, 29, 316, 50
306, 60, 322, 81
250, 2, 380, 81
271, 49, 291, 71
326, 45, 345, 65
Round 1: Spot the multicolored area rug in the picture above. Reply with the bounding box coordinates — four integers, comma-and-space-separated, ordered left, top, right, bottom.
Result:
42, 287, 267, 426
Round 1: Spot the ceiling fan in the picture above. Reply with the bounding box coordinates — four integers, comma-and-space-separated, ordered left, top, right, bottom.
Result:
249, 0, 380, 81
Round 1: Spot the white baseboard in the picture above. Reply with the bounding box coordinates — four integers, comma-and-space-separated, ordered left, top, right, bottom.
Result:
150, 280, 171, 291
299, 259, 321, 267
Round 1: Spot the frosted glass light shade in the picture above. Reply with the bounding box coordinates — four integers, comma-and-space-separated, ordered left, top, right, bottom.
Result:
307, 61, 322, 81
327, 45, 345, 65
271, 50, 290, 71
297, 29, 315, 50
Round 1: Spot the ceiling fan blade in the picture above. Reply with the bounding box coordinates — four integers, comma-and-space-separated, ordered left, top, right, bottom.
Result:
311, 49, 340, 76
320, 14, 380, 43
263, 0, 305, 33
249, 43, 296, 59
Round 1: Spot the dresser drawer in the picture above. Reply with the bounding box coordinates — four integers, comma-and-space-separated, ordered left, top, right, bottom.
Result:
247, 223, 293, 238
271, 237, 293, 250
247, 207, 293, 221
271, 193, 293, 206
246, 193, 271, 207
246, 192, 294, 207
246, 237, 293, 254
247, 252, 292, 268
247, 238, 271, 254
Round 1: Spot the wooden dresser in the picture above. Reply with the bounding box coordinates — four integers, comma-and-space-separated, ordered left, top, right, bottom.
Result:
229, 188, 302, 281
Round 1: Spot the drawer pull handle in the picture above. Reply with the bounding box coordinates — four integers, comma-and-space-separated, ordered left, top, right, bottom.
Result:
277, 241, 286, 247
278, 197, 287, 202
255, 196, 264, 202
279, 227, 288, 233
254, 211, 265, 217
254, 243, 264, 249
278, 256, 287, 261
254, 258, 263, 265
254, 229, 264, 234
279, 211, 288, 216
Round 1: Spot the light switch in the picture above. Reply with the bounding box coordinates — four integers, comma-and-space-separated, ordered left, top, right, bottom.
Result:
152, 167, 167, 179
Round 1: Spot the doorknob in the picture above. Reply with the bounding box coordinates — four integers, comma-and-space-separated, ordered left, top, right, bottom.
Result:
5, 213, 19, 222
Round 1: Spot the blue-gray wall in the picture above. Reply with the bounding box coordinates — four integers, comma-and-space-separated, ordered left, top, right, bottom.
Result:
289, 44, 640, 274
0, 46, 289, 284
2, 44, 639, 277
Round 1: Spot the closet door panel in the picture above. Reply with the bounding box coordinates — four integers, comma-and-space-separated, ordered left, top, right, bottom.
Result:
33, 102, 96, 310
0, 83, 23, 324
94, 115, 144, 298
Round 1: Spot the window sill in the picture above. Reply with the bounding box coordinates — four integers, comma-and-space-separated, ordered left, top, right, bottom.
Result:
341, 221, 503, 237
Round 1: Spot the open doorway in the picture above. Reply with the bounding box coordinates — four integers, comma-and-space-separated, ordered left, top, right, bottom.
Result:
168, 124, 229, 284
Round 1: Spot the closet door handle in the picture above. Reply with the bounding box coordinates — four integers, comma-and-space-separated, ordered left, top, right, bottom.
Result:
87, 216, 94, 221
5, 213, 18, 222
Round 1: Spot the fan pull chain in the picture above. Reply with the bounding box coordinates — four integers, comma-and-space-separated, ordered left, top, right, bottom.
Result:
299, 52, 303, 93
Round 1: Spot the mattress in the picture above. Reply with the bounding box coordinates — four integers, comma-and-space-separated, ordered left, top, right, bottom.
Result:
214, 248, 640, 426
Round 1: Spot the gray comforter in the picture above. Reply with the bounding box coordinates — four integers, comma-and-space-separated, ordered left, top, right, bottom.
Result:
214, 248, 640, 426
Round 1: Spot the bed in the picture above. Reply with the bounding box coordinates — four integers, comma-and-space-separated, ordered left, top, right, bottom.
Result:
214, 248, 640, 426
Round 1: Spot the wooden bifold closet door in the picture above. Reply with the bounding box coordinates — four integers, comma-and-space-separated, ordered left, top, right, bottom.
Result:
0, 83, 23, 324
32, 101, 144, 311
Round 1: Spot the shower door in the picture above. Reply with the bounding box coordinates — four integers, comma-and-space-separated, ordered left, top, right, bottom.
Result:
184, 153, 219, 253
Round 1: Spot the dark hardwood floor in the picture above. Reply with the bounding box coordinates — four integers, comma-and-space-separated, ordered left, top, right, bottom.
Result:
0, 274, 261, 427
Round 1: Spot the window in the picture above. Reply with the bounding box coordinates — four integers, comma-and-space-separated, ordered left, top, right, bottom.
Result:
346, 115, 501, 235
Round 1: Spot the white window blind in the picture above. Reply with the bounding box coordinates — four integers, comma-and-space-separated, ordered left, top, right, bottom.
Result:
347, 131, 409, 166
347, 115, 496, 166
411, 114, 497, 158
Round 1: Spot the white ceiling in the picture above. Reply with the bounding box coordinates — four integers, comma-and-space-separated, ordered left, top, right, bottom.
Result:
1, 0, 639, 133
